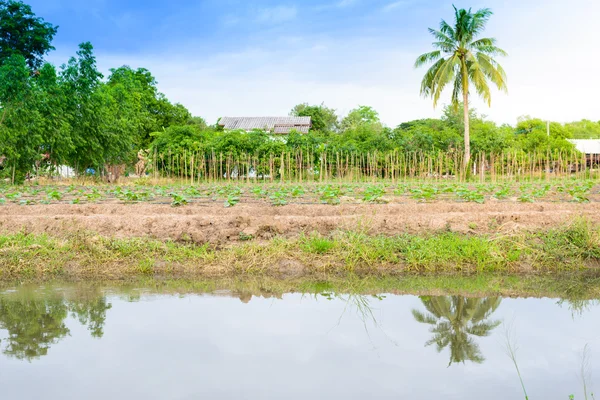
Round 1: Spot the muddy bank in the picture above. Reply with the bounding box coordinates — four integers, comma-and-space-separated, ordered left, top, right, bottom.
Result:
0, 202, 599, 243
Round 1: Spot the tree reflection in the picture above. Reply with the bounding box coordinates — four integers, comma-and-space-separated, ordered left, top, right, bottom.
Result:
0, 288, 111, 361
412, 296, 501, 366
0, 295, 69, 360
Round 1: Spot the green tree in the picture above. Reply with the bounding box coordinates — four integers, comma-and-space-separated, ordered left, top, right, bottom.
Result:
0, 0, 58, 69
340, 105, 381, 131
290, 102, 338, 133
412, 296, 501, 366
0, 53, 42, 182
60, 42, 110, 171
394, 118, 461, 152
415, 6, 507, 166
565, 120, 600, 139
35, 62, 73, 168
515, 117, 574, 153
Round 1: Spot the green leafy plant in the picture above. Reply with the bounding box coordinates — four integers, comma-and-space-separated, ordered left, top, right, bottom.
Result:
493, 185, 512, 200
239, 232, 254, 241
363, 185, 386, 203
46, 190, 62, 201
269, 191, 288, 206
224, 194, 240, 208
318, 185, 342, 205
456, 188, 485, 204
169, 193, 188, 207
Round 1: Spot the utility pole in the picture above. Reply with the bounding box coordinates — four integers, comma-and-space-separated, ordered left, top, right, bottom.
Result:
547, 120, 550, 137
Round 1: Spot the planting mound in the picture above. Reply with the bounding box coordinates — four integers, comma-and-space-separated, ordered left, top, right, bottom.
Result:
1, 202, 599, 244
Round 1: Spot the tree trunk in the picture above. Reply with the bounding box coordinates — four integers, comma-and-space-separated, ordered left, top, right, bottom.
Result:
463, 92, 470, 167
462, 61, 470, 168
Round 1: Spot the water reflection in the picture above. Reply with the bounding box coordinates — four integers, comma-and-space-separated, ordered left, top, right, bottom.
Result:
412, 296, 502, 366
0, 288, 111, 361
1, 286, 599, 399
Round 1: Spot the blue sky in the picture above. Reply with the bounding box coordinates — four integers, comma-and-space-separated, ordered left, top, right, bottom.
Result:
28, 0, 600, 126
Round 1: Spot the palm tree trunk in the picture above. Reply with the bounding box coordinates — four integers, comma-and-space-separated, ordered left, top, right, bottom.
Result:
462, 72, 471, 168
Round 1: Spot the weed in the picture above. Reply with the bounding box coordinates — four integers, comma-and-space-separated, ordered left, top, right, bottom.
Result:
239, 232, 254, 241
301, 234, 335, 254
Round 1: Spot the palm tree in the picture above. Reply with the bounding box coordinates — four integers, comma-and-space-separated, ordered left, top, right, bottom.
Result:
415, 6, 507, 167
412, 296, 501, 366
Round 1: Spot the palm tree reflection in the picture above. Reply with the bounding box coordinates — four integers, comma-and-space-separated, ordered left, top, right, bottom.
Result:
412, 296, 501, 366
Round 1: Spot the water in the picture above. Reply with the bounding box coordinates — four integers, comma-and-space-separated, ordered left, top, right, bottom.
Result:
1, 286, 599, 399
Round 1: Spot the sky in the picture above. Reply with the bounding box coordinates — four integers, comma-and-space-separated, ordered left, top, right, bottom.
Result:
26, 0, 600, 126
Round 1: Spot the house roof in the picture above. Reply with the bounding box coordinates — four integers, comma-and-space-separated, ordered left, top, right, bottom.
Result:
568, 139, 600, 154
219, 116, 311, 134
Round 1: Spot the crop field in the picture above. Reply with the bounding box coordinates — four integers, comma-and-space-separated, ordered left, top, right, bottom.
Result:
1, 178, 599, 247
0, 179, 599, 208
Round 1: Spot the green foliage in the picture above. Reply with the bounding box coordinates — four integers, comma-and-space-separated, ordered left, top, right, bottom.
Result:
169, 192, 188, 207
363, 185, 386, 203
318, 185, 343, 205
0, 0, 58, 69
301, 234, 335, 254
224, 193, 240, 208
269, 190, 288, 206
290, 102, 338, 133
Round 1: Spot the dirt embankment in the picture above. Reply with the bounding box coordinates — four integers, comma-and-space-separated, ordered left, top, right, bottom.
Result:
1, 201, 599, 243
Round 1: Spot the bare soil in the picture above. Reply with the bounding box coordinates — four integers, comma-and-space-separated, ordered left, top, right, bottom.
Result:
1, 201, 599, 243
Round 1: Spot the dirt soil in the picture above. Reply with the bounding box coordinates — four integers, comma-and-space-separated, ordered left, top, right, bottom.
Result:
1, 201, 599, 243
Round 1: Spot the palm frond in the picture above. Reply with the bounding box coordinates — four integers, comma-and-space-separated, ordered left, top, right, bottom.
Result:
431, 41, 456, 53
411, 309, 439, 325
471, 297, 502, 323
414, 50, 442, 68
419, 57, 445, 98
470, 8, 493, 37
469, 37, 496, 47
439, 19, 456, 38
467, 320, 502, 336
471, 42, 508, 57
476, 53, 508, 92
431, 54, 460, 107
427, 28, 455, 46
467, 53, 492, 105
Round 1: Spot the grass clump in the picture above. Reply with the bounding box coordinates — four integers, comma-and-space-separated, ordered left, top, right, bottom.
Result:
0, 219, 599, 281
300, 233, 335, 254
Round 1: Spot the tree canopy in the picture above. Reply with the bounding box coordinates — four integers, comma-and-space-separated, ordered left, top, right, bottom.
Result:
0, 0, 57, 69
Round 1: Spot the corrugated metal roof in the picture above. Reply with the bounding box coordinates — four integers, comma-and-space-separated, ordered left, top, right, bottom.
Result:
569, 139, 600, 154
219, 116, 311, 132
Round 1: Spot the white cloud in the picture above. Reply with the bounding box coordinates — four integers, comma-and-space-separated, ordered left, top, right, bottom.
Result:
255, 6, 297, 24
